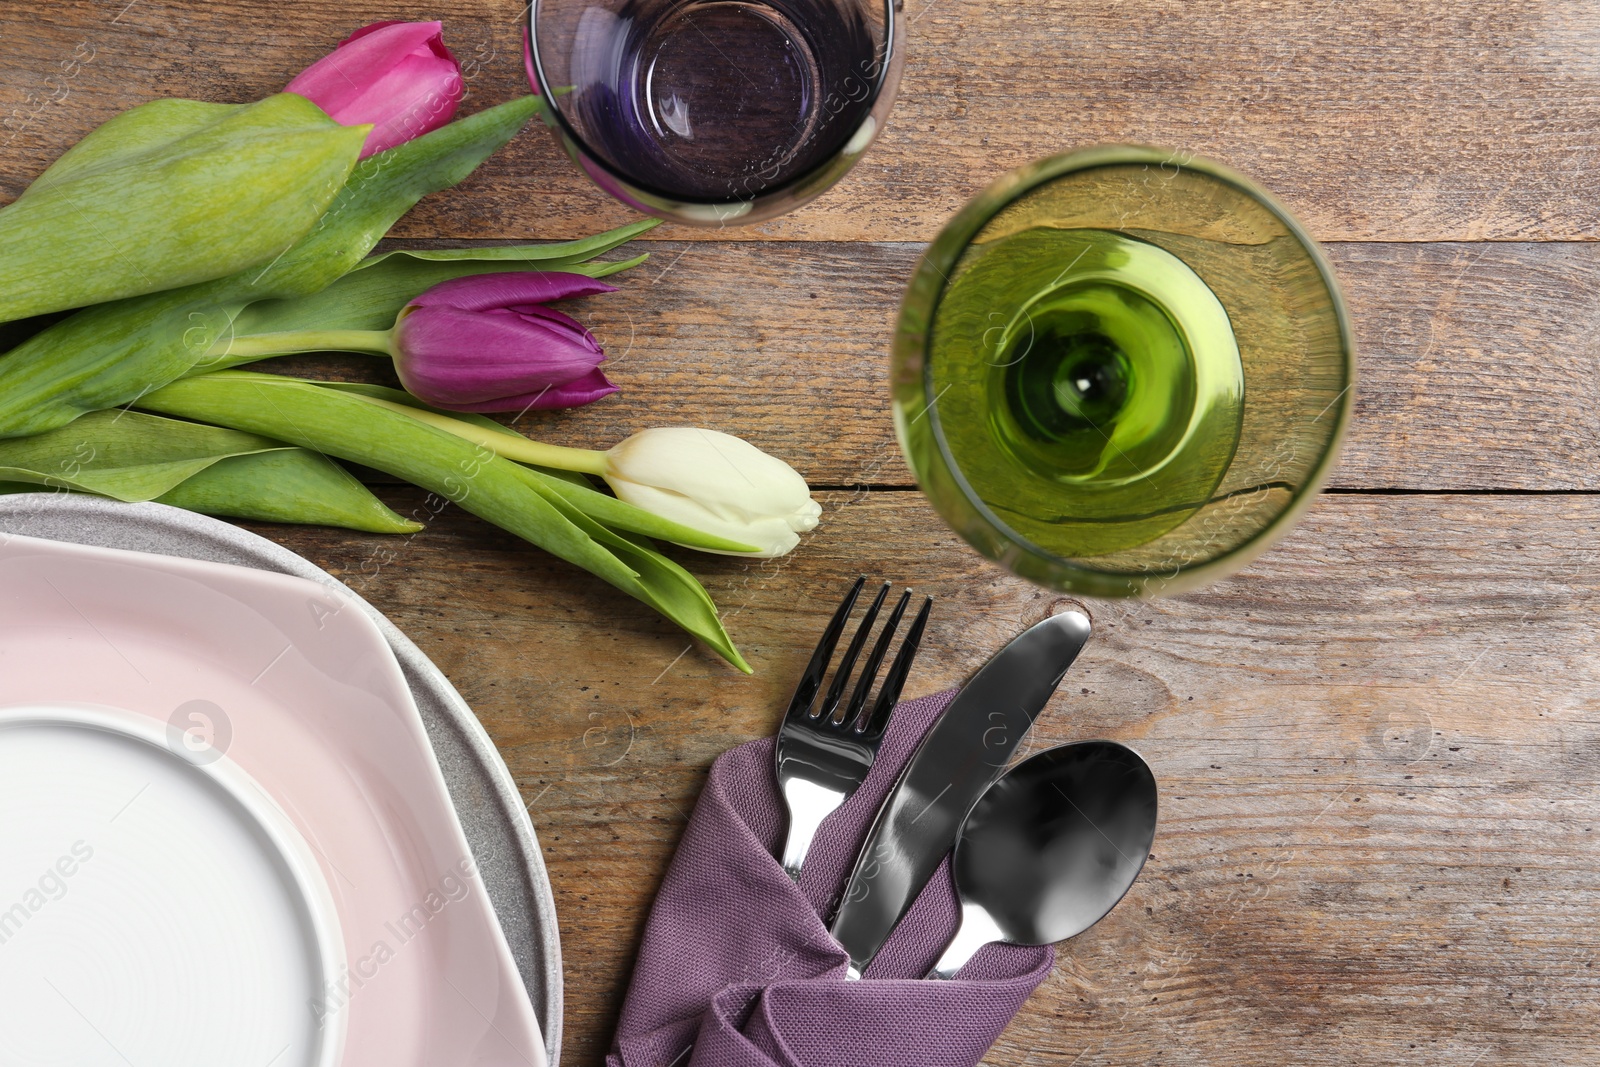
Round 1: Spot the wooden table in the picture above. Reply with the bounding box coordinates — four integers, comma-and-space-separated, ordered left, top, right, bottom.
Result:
5, 3, 1599, 1064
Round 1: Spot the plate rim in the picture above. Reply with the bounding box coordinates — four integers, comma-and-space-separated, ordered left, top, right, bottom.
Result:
0, 493, 563, 1067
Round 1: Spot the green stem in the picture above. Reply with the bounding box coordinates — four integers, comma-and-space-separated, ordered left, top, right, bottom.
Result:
207, 328, 395, 361
353, 395, 612, 475
134, 371, 749, 671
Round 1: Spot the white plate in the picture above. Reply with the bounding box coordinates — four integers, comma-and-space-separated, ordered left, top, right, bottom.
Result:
0, 493, 561, 1065
0, 532, 548, 1067
0, 703, 345, 1067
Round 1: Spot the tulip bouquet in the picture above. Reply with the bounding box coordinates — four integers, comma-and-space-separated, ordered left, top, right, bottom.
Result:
0, 20, 822, 671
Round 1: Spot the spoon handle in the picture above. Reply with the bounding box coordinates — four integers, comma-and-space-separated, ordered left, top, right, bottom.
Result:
927, 901, 1006, 980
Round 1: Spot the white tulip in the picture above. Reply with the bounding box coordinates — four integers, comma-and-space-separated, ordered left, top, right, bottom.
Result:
602, 428, 821, 557
350, 398, 821, 557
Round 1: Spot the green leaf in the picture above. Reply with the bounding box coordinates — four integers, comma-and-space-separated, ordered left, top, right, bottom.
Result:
351, 218, 658, 271
0, 408, 287, 500
238, 95, 546, 301
0, 94, 367, 323
313, 381, 530, 437
0, 310, 70, 356
154, 448, 423, 534
0, 287, 244, 439
0, 410, 419, 533
515, 472, 751, 673
142, 372, 636, 585
135, 372, 748, 670
0, 96, 548, 438
300, 382, 762, 553
19, 99, 245, 192
225, 244, 650, 340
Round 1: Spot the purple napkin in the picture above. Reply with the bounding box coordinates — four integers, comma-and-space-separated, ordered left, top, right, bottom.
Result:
606, 690, 1053, 1067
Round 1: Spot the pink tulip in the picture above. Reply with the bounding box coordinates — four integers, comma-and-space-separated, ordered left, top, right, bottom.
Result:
393, 272, 620, 412
285, 21, 463, 159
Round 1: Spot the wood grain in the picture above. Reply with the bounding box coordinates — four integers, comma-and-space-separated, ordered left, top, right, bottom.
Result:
243, 489, 1600, 1067
2, 1, 1598, 242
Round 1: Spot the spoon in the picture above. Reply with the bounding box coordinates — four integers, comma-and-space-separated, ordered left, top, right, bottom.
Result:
928, 740, 1158, 979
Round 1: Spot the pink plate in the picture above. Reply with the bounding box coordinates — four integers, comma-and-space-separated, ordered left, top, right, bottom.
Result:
0, 533, 547, 1067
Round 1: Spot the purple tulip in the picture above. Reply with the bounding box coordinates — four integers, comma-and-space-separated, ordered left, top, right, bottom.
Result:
285, 21, 463, 159
392, 273, 621, 412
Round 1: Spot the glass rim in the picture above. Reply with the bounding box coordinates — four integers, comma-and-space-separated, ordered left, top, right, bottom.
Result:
525, 0, 902, 211
899, 145, 1357, 598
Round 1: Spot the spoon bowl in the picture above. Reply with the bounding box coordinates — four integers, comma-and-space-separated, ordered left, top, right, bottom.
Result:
930, 740, 1158, 978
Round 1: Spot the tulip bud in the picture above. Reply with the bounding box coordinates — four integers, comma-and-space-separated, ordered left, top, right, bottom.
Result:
318, 393, 821, 559
286, 21, 464, 158
602, 428, 822, 558
391, 272, 619, 412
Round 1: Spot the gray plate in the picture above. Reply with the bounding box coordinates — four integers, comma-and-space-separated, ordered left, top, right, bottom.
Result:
0, 493, 562, 1067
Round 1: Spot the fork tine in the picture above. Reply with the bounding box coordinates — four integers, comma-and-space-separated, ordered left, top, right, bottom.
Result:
785, 576, 865, 723
818, 581, 890, 722
858, 596, 931, 737
843, 589, 913, 730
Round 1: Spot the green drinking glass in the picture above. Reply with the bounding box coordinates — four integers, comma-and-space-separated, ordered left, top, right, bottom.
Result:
891, 147, 1355, 598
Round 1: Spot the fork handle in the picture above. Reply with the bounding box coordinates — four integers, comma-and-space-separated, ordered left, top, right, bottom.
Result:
779, 777, 847, 881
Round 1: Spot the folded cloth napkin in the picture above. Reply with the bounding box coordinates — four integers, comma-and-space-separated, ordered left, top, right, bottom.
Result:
607, 690, 1053, 1067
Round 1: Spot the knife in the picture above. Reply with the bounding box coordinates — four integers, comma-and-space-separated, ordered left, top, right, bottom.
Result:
828, 609, 1092, 978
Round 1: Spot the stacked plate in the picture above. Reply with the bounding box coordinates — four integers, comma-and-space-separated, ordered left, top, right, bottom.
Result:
0, 494, 561, 1067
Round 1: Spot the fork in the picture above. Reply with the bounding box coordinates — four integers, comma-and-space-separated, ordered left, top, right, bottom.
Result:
774, 577, 933, 882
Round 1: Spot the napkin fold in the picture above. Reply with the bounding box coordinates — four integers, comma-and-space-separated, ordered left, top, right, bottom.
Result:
607, 690, 1053, 1067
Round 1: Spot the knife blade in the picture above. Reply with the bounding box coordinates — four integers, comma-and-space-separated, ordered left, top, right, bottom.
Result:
828, 609, 1092, 977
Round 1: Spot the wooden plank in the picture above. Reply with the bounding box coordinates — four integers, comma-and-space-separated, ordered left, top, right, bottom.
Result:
242, 488, 1600, 1066
257, 239, 1600, 492
2, 1, 1598, 243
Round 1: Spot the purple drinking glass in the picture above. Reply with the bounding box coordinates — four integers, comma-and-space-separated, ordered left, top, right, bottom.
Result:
526, 0, 904, 225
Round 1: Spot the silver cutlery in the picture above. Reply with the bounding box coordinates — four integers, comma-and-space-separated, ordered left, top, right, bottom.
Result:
830, 609, 1092, 978
928, 740, 1157, 979
775, 577, 932, 882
